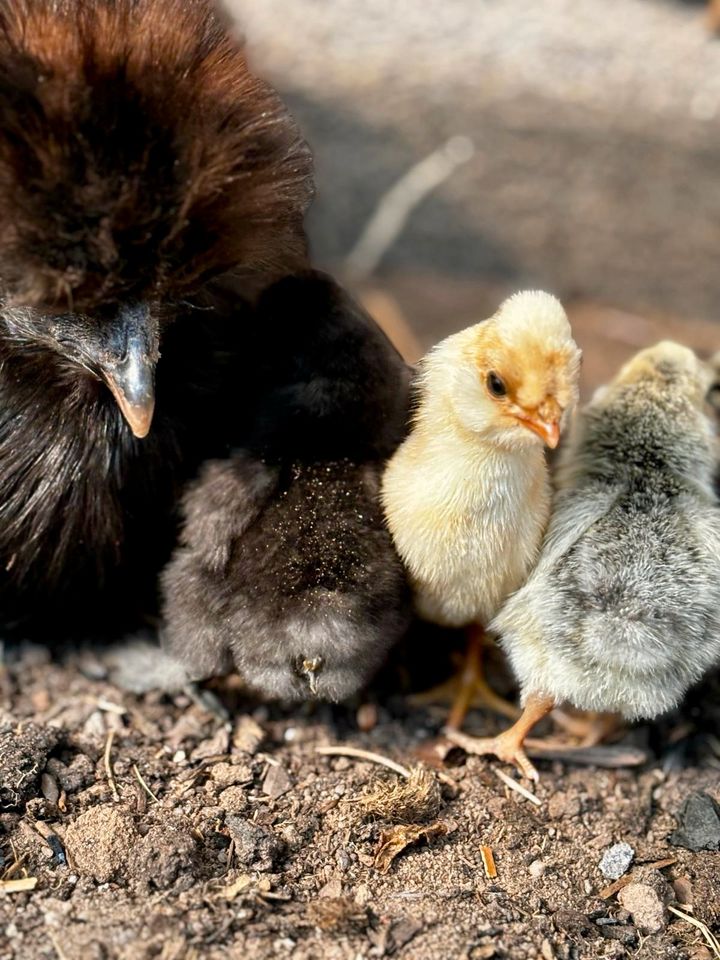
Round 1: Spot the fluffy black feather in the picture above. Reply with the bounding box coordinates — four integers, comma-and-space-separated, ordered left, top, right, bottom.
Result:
0, 0, 313, 638
161, 273, 413, 702
0, 0, 313, 310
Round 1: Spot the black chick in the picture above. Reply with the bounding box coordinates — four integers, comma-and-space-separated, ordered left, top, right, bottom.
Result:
0, 0, 313, 638
161, 272, 413, 702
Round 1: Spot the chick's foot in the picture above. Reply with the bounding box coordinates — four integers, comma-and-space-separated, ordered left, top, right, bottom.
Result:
550, 709, 621, 747
448, 624, 520, 728
412, 624, 520, 728
444, 727, 539, 781
444, 692, 555, 780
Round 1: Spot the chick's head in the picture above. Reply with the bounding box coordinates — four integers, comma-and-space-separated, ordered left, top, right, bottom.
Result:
429, 291, 581, 449
594, 340, 711, 411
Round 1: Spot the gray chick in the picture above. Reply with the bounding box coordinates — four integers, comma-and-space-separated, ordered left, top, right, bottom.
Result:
447, 340, 720, 779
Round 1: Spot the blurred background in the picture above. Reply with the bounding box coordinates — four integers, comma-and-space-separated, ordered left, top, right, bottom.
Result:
231, 0, 720, 388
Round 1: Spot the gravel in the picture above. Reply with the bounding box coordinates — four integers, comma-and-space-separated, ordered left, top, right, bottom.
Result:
598, 841, 635, 880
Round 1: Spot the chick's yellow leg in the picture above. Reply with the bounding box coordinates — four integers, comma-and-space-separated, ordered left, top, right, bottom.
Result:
409, 626, 519, 727
551, 709, 621, 747
446, 625, 520, 729
444, 693, 555, 781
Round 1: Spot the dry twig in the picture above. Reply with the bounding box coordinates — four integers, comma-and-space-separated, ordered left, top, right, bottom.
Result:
103, 729, 120, 802
480, 845, 497, 879
132, 763, 159, 804
0, 876, 37, 893
344, 135, 474, 281
493, 768, 542, 807
316, 745, 411, 778
598, 857, 677, 899
668, 905, 720, 958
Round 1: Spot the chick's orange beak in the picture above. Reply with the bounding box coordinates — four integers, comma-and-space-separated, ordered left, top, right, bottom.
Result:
518, 415, 560, 449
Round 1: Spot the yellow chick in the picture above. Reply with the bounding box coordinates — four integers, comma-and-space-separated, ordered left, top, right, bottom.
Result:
381, 291, 581, 729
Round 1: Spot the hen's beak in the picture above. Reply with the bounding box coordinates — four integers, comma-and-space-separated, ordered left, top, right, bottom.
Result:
98, 305, 157, 439
518, 415, 560, 449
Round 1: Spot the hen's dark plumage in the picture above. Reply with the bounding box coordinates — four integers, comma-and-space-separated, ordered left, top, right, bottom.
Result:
161, 273, 413, 702
0, 0, 313, 637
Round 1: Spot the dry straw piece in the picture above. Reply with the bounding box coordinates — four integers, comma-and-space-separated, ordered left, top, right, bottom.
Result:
354, 766, 443, 823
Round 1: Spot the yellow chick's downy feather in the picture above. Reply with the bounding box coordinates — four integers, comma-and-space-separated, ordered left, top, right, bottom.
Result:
381, 290, 581, 629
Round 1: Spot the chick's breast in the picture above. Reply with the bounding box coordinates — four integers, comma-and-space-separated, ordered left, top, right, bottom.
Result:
382, 435, 550, 628
496, 471, 720, 720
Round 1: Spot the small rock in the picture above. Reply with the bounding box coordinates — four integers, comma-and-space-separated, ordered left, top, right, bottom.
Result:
553, 910, 592, 935
40, 773, 60, 805
129, 819, 198, 891
672, 877, 693, 907
528, 859, 547, 878
262, 763, 292, 799
189, 725, 230, 762
226, 816, 283, 870
218, 785, 249, 815
354, 883, 372, 907
669, 792, 720, 852
319, 877, 343, 899
598, 842, 634, 880
232, 716, 264, 755
617, 882, 667, 934
63, 806, 138, 884
599, 924, 638, 945
209, 761, 253, 788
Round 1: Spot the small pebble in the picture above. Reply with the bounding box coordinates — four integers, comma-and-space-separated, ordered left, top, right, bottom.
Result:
598, 842, 634, 880
528, 859, 546, 878
617, 882, 667, 934
40, 773, 60, 805
262, 763, 292, 799
669, 792, 720, 852
672, 877, 693, 907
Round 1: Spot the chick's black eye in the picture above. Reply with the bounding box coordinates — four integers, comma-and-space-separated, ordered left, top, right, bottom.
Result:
486, 371, 507, 397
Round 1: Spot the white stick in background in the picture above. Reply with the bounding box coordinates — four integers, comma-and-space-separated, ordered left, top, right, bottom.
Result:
345, 135, 475, 282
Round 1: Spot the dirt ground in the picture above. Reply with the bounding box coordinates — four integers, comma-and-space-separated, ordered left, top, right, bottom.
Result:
1, 630, 720, 960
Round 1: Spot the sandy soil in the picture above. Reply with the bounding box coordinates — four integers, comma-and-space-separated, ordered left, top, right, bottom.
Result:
1, 606, 719, 960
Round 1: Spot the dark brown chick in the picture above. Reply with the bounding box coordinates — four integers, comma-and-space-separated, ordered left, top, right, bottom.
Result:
161, 272, 413, 702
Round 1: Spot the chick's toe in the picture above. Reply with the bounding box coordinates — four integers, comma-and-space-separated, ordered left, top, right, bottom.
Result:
444, 727, 539, 782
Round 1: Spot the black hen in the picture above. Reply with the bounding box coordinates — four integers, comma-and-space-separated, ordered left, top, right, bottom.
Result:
0, 0, 313, 638
161, 273, 412, 702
